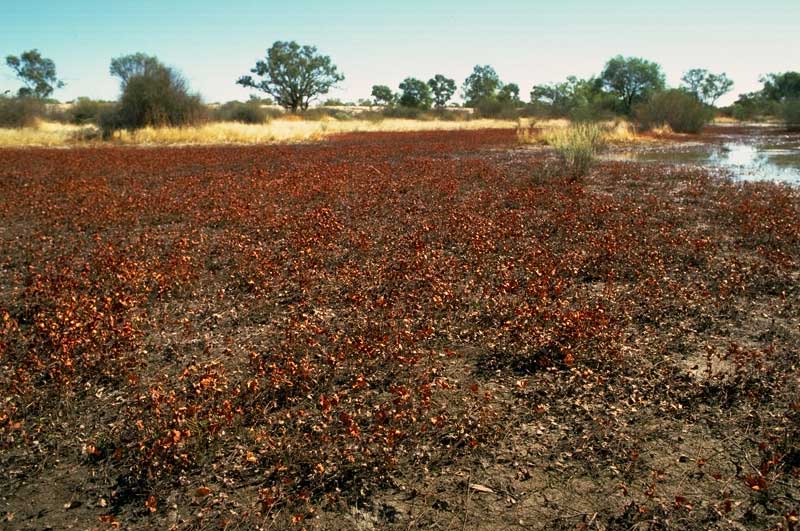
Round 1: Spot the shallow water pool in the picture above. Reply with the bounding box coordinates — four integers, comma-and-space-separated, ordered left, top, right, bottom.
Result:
608, 138, 800, 185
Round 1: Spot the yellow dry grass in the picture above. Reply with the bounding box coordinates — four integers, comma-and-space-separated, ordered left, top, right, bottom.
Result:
712, 115, 740, 125
114, 118, 516, 145
0, 120, 96, 147
517, 118, 643, 145
0, 118, 517, 147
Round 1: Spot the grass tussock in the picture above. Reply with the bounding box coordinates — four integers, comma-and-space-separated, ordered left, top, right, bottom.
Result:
517, 118, 639, 145
0, 120, 98, 147
0, 118, 517, 147
517, 119, 653, 178
544, 122, 607, 179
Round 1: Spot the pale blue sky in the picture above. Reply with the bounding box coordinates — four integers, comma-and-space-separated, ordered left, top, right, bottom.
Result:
1, 0, 797, 105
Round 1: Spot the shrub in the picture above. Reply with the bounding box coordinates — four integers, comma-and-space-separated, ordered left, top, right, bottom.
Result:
98, 104, 124, 140
0, 95, 44, 127
212, 101, 269, 124
782, 98, 800, 131
115, 66, 206, 131
67, 98, 112, 125
474, 97, 518, 119
382, 106, 427, 119
296, 107, 351, 120
430, 108, 470, 121
635, 89, 712, 133
322, 98, 345, 106
543, 123, 606, 180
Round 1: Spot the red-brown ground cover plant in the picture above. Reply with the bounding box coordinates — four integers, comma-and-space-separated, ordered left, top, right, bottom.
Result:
0, 128, 798, 529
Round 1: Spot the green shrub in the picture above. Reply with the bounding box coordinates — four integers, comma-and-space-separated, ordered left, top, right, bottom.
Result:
354, 110, 385, 123
296, 108, 351, 120
116, 67, 206, 130
0, 95, 44, 127
67, 98, 112, 125
98, 104, 124, 140
381, 106, 427, 119
430, 108, 470, 121
212, 101, 270, 124
543, 123, 606, 180
782, 98, 800, 131
569, 93, 619, 122
474, 97, 518, 119
635, 89, 712, 133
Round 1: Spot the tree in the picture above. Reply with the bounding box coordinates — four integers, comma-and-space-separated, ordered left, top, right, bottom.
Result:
531, 77, 589, 114
531, 76, 613, 120
5, 49, 64, 99
600, 55, 665, 113
108, 54, 204, 130
398, 77, 432, 109
237, 41, 344, 112
110, 53, 162, 88
681, 69, 733, 106
371, 85, 395, 106
427, 74, 456, 108
498, 83, 520, 104
760, 72, 800, 102
681, 69, 707, 99
462, 65, 502, 107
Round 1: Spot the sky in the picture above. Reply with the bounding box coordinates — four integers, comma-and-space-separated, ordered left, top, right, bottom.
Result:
1, 0, 798, 106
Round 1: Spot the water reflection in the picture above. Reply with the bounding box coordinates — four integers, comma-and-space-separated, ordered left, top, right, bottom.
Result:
608, 141, 800, 185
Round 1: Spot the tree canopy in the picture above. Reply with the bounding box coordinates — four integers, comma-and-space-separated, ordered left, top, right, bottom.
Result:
681, 69, 733, 106
600, 55, 665, 113
497, 83, 520, 104
5, 49, 64, 99
237, 41, 344, 112
371, 85, 395, 106
398, 77, 432, 109
110, 53, 162, 88
107, 53, 204, 131
462, 65, 502, 107
760, 72, 800, 102
427, 75, 456, 108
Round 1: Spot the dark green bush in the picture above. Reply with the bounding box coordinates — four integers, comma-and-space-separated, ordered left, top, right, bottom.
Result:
727, 92, 782, 122
295, 108, 351, 120
782, 98, 800, 131
0, 96, 44, 127
67, 98, 112, 125
212, 101, 270, 124
98, 104, 124, 140
474, 97, 518, 119
635, 89, 712, 133
429, 108, 469, 121
381, 106, 427, 119
115, 67, 206, 130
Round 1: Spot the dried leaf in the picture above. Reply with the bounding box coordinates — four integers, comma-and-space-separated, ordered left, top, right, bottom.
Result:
145, 495, 157, 513
469, 483, 494, 494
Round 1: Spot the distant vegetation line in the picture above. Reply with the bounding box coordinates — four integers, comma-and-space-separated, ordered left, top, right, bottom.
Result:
2, 42, 799, 138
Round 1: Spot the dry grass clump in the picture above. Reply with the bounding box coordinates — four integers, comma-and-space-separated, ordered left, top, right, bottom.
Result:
114, 118, 516, 145
544, 122, 607, 178
0, 120, 97, 147
517, 118, 639, 145
0, 118, 517, 147
517, 119, 648, 178
712, 115, 741, 125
